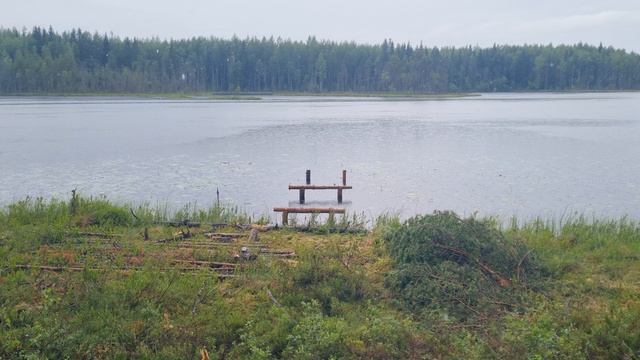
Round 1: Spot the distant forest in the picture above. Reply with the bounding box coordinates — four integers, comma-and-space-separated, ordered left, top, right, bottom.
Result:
1, 27, 640, 94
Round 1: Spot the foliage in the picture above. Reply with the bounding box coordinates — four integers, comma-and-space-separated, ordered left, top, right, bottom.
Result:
281, 300, 351, 359
288, 251, 368, 314
1, 27, 639, 94
383, 211, 544, 321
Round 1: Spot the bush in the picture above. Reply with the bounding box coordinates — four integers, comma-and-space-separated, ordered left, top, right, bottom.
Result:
498, 304, 586, 359
383, 211, 544, 321
234, 306, 295, 359
281, 300, 350, 359
350, 306, 415, 359
289, 252, 367, 314
76, 196, 132, 227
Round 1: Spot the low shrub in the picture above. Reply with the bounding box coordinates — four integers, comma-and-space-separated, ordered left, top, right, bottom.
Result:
76, 196, 132, 227
289, 252, 367, 314
281, 300, 351, 359
383, 211, 544, 321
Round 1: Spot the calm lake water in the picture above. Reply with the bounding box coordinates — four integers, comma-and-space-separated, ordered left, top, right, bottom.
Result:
1, 93, 639, 222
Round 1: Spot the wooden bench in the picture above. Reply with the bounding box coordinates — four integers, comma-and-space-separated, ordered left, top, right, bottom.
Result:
289, 184, 353, 203
273, 207, 346, 226
290, 170, 351, 203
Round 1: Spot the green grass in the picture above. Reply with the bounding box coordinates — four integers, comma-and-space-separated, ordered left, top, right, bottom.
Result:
0, 196, 638, 359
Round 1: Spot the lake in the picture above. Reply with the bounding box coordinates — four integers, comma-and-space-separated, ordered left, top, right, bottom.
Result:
1, 93, 639, 222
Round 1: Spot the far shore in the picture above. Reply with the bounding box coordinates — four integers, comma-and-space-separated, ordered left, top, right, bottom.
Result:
0, 91, 476, 101
1, 90, 639, 102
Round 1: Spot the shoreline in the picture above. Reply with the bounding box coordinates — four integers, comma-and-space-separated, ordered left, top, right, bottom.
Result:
0, 195, 637, 229
1, 89, 638, 101
1, 194, 638, 358
0, 91, 476, 101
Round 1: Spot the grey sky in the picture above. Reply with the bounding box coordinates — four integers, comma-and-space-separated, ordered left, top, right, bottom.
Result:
1, 0, 639, 52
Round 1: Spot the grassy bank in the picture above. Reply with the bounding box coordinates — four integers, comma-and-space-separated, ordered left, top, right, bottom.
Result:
0, 196, 638, 359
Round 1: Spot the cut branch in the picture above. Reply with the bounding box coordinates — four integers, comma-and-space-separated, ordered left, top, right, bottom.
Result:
433, 244, 511, 287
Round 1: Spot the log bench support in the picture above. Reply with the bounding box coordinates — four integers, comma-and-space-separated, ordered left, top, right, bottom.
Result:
289, 185, 352, 204
289, 185, 351, 204
291, 170, 350, 204
273, 207, 346, 226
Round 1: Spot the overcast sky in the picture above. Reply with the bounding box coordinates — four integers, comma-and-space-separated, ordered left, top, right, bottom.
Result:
1, 0, 639, 52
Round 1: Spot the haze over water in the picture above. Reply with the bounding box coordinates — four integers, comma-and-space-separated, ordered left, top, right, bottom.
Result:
1, 92, 639, 222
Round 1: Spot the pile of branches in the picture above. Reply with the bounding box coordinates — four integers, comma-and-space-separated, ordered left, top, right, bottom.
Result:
383, 211, 544, 322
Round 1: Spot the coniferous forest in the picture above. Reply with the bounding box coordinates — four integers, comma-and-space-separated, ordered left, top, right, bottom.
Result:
1, 27, 640, 94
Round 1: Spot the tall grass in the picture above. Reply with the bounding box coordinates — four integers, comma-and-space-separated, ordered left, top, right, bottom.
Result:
169, 202, 254, 224
503, 215, 640, 276
0, 194, 252, 230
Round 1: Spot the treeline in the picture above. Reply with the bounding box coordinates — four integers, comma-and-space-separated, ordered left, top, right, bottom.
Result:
1, 26, 640, 94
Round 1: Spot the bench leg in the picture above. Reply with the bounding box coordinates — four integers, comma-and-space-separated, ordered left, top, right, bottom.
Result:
328, 211, 335, 224
337, 189, 343, 203
299, 189, 305, 204
282, 211, 288, 226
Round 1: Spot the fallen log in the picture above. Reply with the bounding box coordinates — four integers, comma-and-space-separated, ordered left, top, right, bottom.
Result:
176, 242, 268, 248
156, 229, 193, 243
170, 260, 237, 268
204, 232, 246, 238
7, 264, 235, 277
65, 231, 122, 238
260, 249, 296, 257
